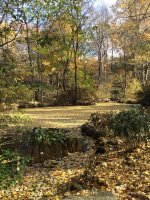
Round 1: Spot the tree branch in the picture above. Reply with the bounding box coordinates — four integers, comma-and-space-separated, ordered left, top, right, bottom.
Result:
0, 24, 22, 47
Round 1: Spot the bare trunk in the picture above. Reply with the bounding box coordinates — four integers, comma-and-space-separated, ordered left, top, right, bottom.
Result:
74, 51, 78, 105
62, 61, 69, 92
111, 45, 114, 71
56, 73, 59, 102
98, 51, 102, 84
73, 30, 79, 105
25, 22, 32, 70
142, 63, 149, 88
36, 18, 42, 102
124, 52, 127, 99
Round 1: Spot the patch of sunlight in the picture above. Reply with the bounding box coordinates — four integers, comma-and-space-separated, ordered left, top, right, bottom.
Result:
22, 102, 138, 128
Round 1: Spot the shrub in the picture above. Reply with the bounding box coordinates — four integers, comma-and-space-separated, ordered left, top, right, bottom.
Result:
81, 112, 108, 139
29, 128, 66, 145
0, 85, 33, 106
0, 150, 28, 190
107, 109, 150, 145
83, 109, 150, 145
89, 112, 108, 129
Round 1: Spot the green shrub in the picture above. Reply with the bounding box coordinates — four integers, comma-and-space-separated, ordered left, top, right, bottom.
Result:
107, 109, 150, 144
87, 109, 150, 145
0, 85, 33, 105
29, 128, 66, 145
89, 112, 108, 129
81, 112, 109, 139
0, 150, 28, 190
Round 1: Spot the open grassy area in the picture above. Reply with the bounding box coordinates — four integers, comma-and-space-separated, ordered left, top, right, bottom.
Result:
22, 102, 140, 128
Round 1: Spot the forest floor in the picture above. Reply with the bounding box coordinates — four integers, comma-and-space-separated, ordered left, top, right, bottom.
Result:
22, 102, 140, 128
1, 102, 149, 200
0, 132, 149, 200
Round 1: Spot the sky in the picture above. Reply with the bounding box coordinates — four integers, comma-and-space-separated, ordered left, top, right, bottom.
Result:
94, 0, 117, 8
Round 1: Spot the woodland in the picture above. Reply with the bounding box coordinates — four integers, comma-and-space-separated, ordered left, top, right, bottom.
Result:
0, 0, 150, 199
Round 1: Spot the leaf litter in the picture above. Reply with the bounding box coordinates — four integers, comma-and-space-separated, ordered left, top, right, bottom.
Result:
0, 133, 149, 200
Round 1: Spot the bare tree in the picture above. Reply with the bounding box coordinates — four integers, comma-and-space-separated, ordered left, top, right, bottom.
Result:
90, 5, 110, 84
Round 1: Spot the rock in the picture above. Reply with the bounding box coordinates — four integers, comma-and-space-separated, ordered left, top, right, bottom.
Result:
63, 192, 117, 200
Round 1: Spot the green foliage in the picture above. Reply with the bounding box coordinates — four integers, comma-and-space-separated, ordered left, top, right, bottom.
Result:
88, 109, 150, 145
78, 70, 94, 89
60, 69, 96, 105
0, 113, 32, 129
30, 128, 66, 145
0, 150, 28, 190
89, 112, 107, 129
0, 0, 149, 107
107, 109, 150, 144
0, 49, 33, 105
126, 78, 142, 102
0, 85, 33, 105
81, 112, 109, 139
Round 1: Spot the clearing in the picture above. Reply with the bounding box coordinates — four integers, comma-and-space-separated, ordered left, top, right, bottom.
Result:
22, 102, 138, 128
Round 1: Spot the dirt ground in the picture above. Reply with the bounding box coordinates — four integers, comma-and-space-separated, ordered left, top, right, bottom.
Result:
22, 102, 139, 128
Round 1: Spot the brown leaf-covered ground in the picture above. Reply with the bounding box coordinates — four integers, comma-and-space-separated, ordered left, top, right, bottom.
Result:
0, 103, 149, 200
22, 103, 140, 128
0, 133, 149, 200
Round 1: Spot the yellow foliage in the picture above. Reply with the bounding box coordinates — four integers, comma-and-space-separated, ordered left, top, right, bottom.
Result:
126, 78, 142, 101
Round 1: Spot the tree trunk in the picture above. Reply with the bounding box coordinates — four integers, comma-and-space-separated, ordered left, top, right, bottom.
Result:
25, 22, 32, 70
111, 44, 114, 71
56, 73, 60, 102
62, 61, 69, 92
98, 51, 102, 84
36, 18, 42, 102
124, 52, 127, 99
74, 51, 78, 105
73, 30, 79, 105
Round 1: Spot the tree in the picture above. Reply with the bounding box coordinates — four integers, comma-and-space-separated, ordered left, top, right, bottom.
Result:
67, 0, 94, 104
112, 0, 150, 94
90, 5, 110, 84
